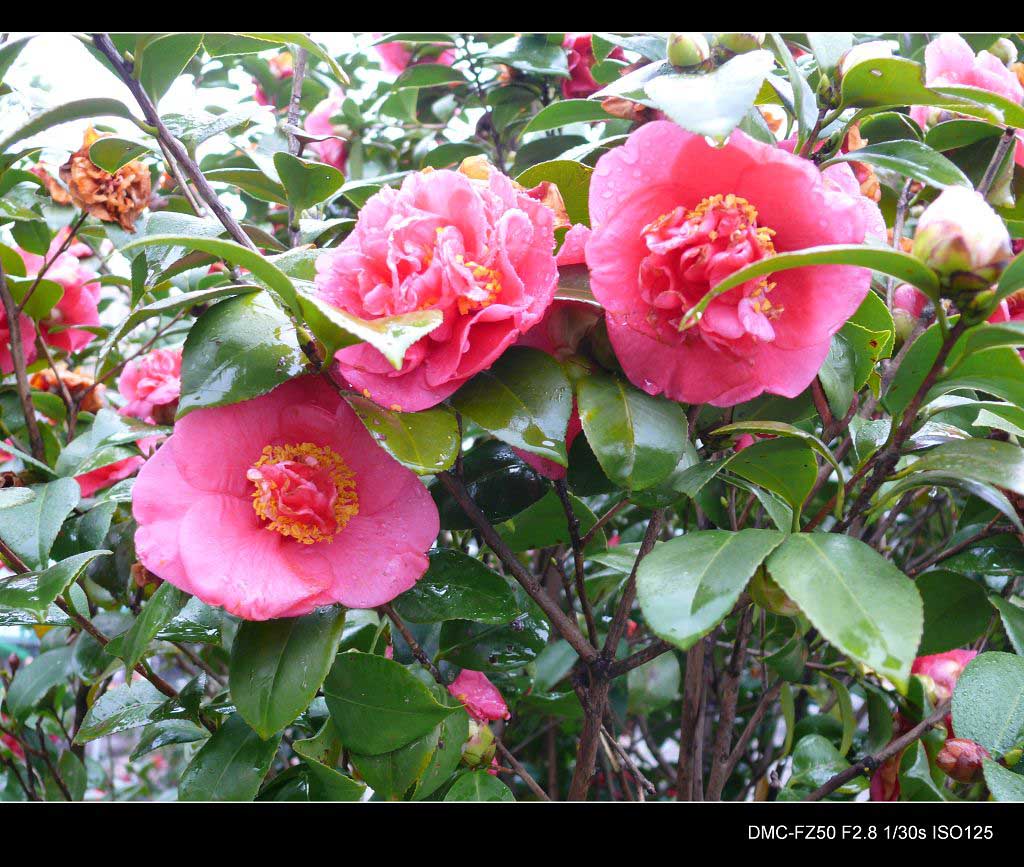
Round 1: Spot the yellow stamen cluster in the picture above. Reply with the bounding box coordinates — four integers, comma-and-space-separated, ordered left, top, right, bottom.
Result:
454, 253, 503, 315
249, 442, 358, 545
686, 194, 776, 254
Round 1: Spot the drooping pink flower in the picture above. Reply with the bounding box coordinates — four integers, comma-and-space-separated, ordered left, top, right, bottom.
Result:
304, 89, 347, 172
315, 165, 558, 412
448, 670, 510, 722
131, 376, 439, 621
910, 33, 1024, 165
16, 232, 100, 354
586, 121, 880, 407
562, 34, 625, 99
118, 347, 182, 424
372, 34, 455, 76
77, 456, 145, 498
912, 649, 977, 706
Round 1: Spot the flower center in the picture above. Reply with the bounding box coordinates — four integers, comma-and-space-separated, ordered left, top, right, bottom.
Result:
636, 194, 779, 344
247, 443, 358, 545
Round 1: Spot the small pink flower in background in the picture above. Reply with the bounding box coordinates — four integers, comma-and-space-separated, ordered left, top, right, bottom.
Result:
132, 376, 439, 621
562, 34, 625, 99
586, 121, 879, 407
253, 51, 294, 107
315, 164, 558, 412
118, 347, 183, 424
448, 670, 510, 722
16, 230, 101, 354
910, 33, 1024, 165
372, 34, 455, 76
893, 284, 930, 320
304, 89, 347, 172
77, 456, 145, 498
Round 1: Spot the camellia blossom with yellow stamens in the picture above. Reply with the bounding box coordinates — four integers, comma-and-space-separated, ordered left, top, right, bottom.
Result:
585, 121, 881, 406
313, 160, 559, 411
131, 376, 439, 621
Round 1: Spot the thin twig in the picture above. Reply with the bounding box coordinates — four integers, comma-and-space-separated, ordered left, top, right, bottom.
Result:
0, 262, 45, 459
495, 738, 551, 801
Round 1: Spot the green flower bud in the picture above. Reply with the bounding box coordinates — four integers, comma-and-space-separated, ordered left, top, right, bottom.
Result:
989, 37, 1018, 66
667, 33, 711, 69
714, 33, 765, 55
461, 719, 497, 769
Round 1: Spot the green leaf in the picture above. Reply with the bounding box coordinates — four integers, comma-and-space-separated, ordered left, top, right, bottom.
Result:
179, 714, 281, 801
342, 396, 457, 474
727, 437, 817, 523
323, 652, 456, 755
444, 770, 515, 801
806, 32, 852, 76
485, 34, 569, 77
767, 34, 818, 148
11, 220, 52, 257
177, 292, 307, 417
903, 439, 1024, 498
5, 647, 73, 720
204, 168, 287, 204
395, 63, 467, 89
952, 652, 1024, 756
645, 49, 776, 143
451, 347, 572, 466
240, 33, 349, 85
823, 139, 972, 190
0, 488, 34, 510
0, 478, 80, 570
393, 548, 518, 625
577, 371, 688, 491
88, 137, 152, 173
5, 276, 63, 322
131, 720, 208, 761
74, 679, 166, 743
983, 758, 1024, 801
438, 606, 549, 673
627, 651, 681, 715
0, 550, 109, 617
916, 570, 991, 655
523, 99, 615, 134
351, 726, 440, 800
637, 529, 786, 651
230, 607, 347, 739
273, 152, 344, 213
991, 596, 1024, 655
0, 98, 141, 153
681, 245, 940, 331
515, 159, 593, 227
766, 534, 923, 692
296, 289, 442, 371
116, 582, 189, 672
411, 701, 470, 800
0, 35, 33, 85
137, 33, 204, 103
496, 488, 604, 552
898, 740, 947, 801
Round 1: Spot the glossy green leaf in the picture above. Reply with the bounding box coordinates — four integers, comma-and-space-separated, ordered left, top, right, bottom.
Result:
523, 99, 615, 133
952, 652, 1024, 756
177, 292, 307, 417
983, 758, 1024, 801
766, 534, 923, 692
0, 549, 109, 617
179, 714, 281, 801
637, 529, 785, 651
627, 651, 681, 715
204, 168, 288, 204
904, 439, 1024, 498
324, 652, 456, 755
444, 770, 515, 801
230, 607, 347, 739
393, 548, 518, 625
577, 371, 688, 492
137, 33, 204, 103
823, 139, 971, 189
0, 97, 141, 153
991, 596, 1024, 655
75, 679, 166, 743
395, 62, 466, 89
5, 647, 73, 720
898, 740, 947, 801
515, 159, 593, 227
438, 606, 549, 673
496, 488, 604, 551
916, 570, 991, 655
273, 152, 344, 213
343, 395, 458, 474
351, 726, 439, 800
727, 437, 817, 521
0, 478, 80, 570
88, 136, 153, 173
451, 347, 572, 466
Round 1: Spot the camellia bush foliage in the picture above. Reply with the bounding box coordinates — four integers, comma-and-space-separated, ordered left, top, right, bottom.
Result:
2, 30, 1024, 804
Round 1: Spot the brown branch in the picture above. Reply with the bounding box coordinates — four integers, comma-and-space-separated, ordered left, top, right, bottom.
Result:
495, 738, 551, 801
285, 45, 309, 247
723, 678, 783, 787
554, 480, 598, 646
380, 602, 444, 684
705, 605, 754, 800
676, 640, 706, 801
580, 498, 630, 548
602, 509, 664, 659
607, 638, 674, 679
803, 700, 950, 801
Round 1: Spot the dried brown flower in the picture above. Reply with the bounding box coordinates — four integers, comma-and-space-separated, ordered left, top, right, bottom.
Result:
59, 127, 151, 232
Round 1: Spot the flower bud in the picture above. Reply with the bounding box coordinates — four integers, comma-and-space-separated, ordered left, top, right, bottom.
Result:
461, 719, 497, 769
749, 566, 801, 617
666, 33, 711, 69
838, 40, 896, 78
912, 186, 1012, 291
714, 33, 765, 55
936, 738, 990, 783
989, 37, 1018, 66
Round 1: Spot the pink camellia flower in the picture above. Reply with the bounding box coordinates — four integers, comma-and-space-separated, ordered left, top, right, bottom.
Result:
1, 306, 36, 374
910, 33, 1024, 165
314, 165, 558, 412
118, 347, 182, 424
912, 649, 977, 705
448, 670, 510, 722
372, 34, 455, 76
304, 89, 347, 172
562, 34, 625, 99
77, 456, 145, 498
131, 376, 439, 620
586, 121, 879, 407
16, 231, 100, 353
